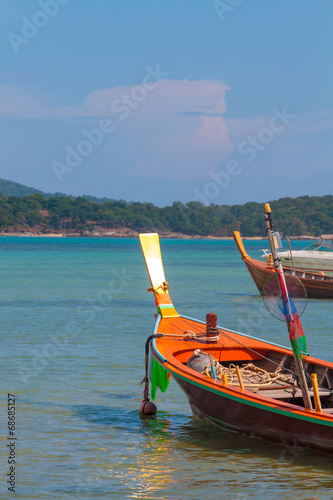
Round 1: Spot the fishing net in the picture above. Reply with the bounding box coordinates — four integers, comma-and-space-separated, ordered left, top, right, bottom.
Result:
262, 274, 307, 321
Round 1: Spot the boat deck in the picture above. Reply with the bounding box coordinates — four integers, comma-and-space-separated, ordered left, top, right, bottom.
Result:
154, 315, 333, 413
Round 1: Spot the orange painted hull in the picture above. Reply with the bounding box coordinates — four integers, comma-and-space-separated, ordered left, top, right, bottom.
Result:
150, 314, 333, 454
140, 232, 333, 455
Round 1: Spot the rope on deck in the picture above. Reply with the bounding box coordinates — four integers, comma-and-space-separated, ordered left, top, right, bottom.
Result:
203, 356, 295, 388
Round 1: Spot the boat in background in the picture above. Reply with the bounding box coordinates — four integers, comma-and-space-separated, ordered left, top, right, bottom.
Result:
233, 231, 333, 299
139, 231, 333, 455
262, 235, 333, 274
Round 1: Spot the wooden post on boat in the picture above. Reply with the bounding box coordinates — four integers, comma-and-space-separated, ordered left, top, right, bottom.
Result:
235, 365, 244, 391
264, 204, 312, 410
206, 313, 218, 343
311, 374, 322, 412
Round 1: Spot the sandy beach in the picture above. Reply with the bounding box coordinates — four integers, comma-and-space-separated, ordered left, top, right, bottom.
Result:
0, 231, 316, 240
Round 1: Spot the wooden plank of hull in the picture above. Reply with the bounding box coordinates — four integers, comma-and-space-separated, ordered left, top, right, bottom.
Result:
243, 259, 271, 293
233, 231, 333, 299
244, 257, 333, 299
174, 375, 333, 454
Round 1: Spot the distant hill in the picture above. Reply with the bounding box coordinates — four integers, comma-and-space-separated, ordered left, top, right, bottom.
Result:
0, 191, 331, 237
0, 178, 46, 198
0, 178, 118, 204
0, 179, 331, 238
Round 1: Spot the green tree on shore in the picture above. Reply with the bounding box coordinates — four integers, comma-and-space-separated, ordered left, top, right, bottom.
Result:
0, 193, 331, 237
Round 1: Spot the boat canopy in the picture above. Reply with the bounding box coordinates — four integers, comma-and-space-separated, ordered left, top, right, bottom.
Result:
305, 235, 333, 252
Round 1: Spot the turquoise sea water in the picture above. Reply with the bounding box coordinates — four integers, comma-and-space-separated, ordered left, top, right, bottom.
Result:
0, 237, 332, 499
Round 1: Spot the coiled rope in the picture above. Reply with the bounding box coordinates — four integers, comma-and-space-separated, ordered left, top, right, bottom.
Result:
203, 354, 295, 388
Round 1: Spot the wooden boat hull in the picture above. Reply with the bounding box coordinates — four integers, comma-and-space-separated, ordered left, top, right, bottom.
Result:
233, 232, 333, 299
150, 314, 333, 455
174, 373, 331, 452
140, 232, 333, 455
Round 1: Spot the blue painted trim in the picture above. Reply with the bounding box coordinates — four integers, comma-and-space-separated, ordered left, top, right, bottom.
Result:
152, 313, 161, 335
152, 338, 167, 363
150, 314, 168, 363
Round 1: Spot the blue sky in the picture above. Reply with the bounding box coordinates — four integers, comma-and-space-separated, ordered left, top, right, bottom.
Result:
0, 0, 332, 206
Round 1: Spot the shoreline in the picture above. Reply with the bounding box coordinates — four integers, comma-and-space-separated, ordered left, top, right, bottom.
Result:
0, 231, 317, 240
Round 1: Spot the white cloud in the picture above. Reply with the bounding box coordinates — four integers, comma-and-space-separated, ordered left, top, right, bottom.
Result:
225, 115, 272, 138
0, 79, 234, 179
81, 79, 230, 118
127, 114, 233, 180
2, 79, 330, 182
81, 79, 234, 179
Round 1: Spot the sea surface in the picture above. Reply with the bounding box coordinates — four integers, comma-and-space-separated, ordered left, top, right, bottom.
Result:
0, 237, 332, 499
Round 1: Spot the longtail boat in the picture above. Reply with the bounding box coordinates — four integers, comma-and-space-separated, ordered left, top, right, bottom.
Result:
233, 231, 333, 299
139, 227, 333, 454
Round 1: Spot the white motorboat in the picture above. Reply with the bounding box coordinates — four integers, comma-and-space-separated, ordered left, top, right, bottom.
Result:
262, 234, 333, 274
